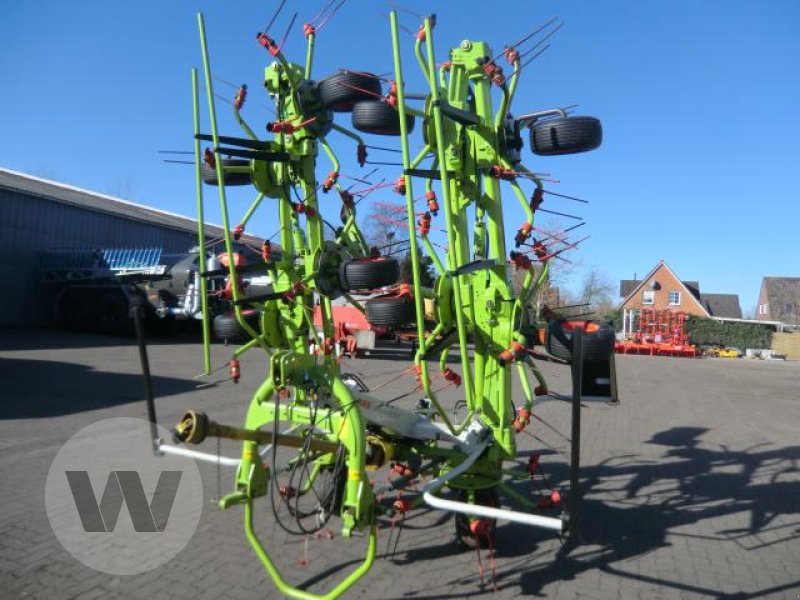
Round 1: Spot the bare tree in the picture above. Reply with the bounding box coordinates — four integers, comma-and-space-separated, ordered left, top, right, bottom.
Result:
579, 266, 614, 309
362, 201, 407, 249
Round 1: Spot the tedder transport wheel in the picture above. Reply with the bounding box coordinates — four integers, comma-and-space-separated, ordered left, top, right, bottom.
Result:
340, 256, 400, 292
201, 159, 252, 186
97, 290, 131, 335
529, 116, 602, 156
545, 320, 615, 362
317, 70, 383, 112
364, 294, 415, 326
352, 100, 415, 136
454, 488, 499, 549
213, 309, 260, 343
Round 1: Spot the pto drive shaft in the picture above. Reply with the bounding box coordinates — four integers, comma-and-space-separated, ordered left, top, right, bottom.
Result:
174, 410, 339, 454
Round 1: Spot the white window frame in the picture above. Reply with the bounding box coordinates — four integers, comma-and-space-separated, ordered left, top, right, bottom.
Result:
642, 290, 655, 305
668, 291, 681, 305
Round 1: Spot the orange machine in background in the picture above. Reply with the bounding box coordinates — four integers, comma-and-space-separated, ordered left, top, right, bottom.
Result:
615, 308, 697, 357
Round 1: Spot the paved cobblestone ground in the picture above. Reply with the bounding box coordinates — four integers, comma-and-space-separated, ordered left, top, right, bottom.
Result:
1, 329, 799, 599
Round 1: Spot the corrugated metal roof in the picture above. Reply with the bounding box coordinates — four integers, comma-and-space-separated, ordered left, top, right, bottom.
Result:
0, 167, 263, 248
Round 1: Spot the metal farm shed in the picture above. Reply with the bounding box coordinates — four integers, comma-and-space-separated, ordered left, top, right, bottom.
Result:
0, 168, 259, 326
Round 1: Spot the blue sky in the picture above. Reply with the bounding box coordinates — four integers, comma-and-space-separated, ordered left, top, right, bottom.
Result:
1, 1, 798, 313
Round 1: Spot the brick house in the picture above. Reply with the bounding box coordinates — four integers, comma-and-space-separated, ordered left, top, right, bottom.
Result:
618, 260, 742, 335
756, 277, 800, 326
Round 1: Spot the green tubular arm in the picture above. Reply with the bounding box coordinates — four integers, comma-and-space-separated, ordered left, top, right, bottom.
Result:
338, 215, 369, 256
233, 104, 259, 141
410, 144, 431, 169
502, 158, 535, 225
438, 63, 448, 89
191, 68, 212, 375
318, 135, 341, 178
197, 13, 263, 345
233, 336, 261, 357
273, 50, 301, 91
245, 504, 377, 600
418, 321, 443, 356
515, 161, 543, 183
304, 32, 315, 79
240, 192, 265, 227
343, 292, 366, 315
291, 211, 308, 255
421, 16, 475, 411
495, 58, 520, 129
389, 11, 428, 364
438, 344, 450, 373
414, 36, 431, 87
421, 235, 445, 274
525, 354, 549, 393
420, 165, 446, 274
331, 122, 364, 146
238, 375, 377, 600
516, 360, 533, 411
391, 11, 454, 429
402, 104, 427, 119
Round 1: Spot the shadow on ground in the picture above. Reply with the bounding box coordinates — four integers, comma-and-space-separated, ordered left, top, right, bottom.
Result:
0, 357, 198, 419
0, 324, 207, 352
511, 426, 800, 599
378, 426, 799, 600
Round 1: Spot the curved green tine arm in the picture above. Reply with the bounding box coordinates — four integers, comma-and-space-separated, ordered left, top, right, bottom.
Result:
516, 360, 534, 413
495, 58, 521, 129
438, 63, 448, 90
390, 11, 464, 433
401, 104, 427, 119
414, 36, 431, 87
304, 31, 315, 79
198, 13, 265, 346
338, 215, 370, 256
525, 353, 549, 392
420, 15, 476, 412
331, 122, 364, 146
191, 68, 212, 375
239, 192, 266, 228
502, 158, 536, 225
410, 144, 431, 170
421, 235, 446, 274
319, 137, 340, 176
343, 292, 366, 315
233, 104, 260, 141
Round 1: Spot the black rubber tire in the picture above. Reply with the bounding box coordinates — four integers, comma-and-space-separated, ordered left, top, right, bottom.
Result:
545, 320, 615, 362
213, 310, 260, 342
365, 294, 415, 326
201, 159, 251, 186
352, 100, 415, 136
340, 256, 400, 292
317, 70, 383, 112
530, 116, 602, 156
97, 290, 131, 335
57, 288, 90, 330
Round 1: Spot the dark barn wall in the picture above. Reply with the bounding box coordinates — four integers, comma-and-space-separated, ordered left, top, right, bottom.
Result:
0, 189, 199, 326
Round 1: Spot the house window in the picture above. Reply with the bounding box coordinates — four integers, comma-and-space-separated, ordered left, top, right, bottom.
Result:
642, 291, 655, 305
668, 291, 681, 305
758, 303, 768, 315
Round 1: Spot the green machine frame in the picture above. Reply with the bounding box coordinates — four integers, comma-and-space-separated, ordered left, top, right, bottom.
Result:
155, 9, 601, 599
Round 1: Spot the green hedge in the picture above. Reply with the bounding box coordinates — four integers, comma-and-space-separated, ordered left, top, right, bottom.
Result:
685, 316, 773, 349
